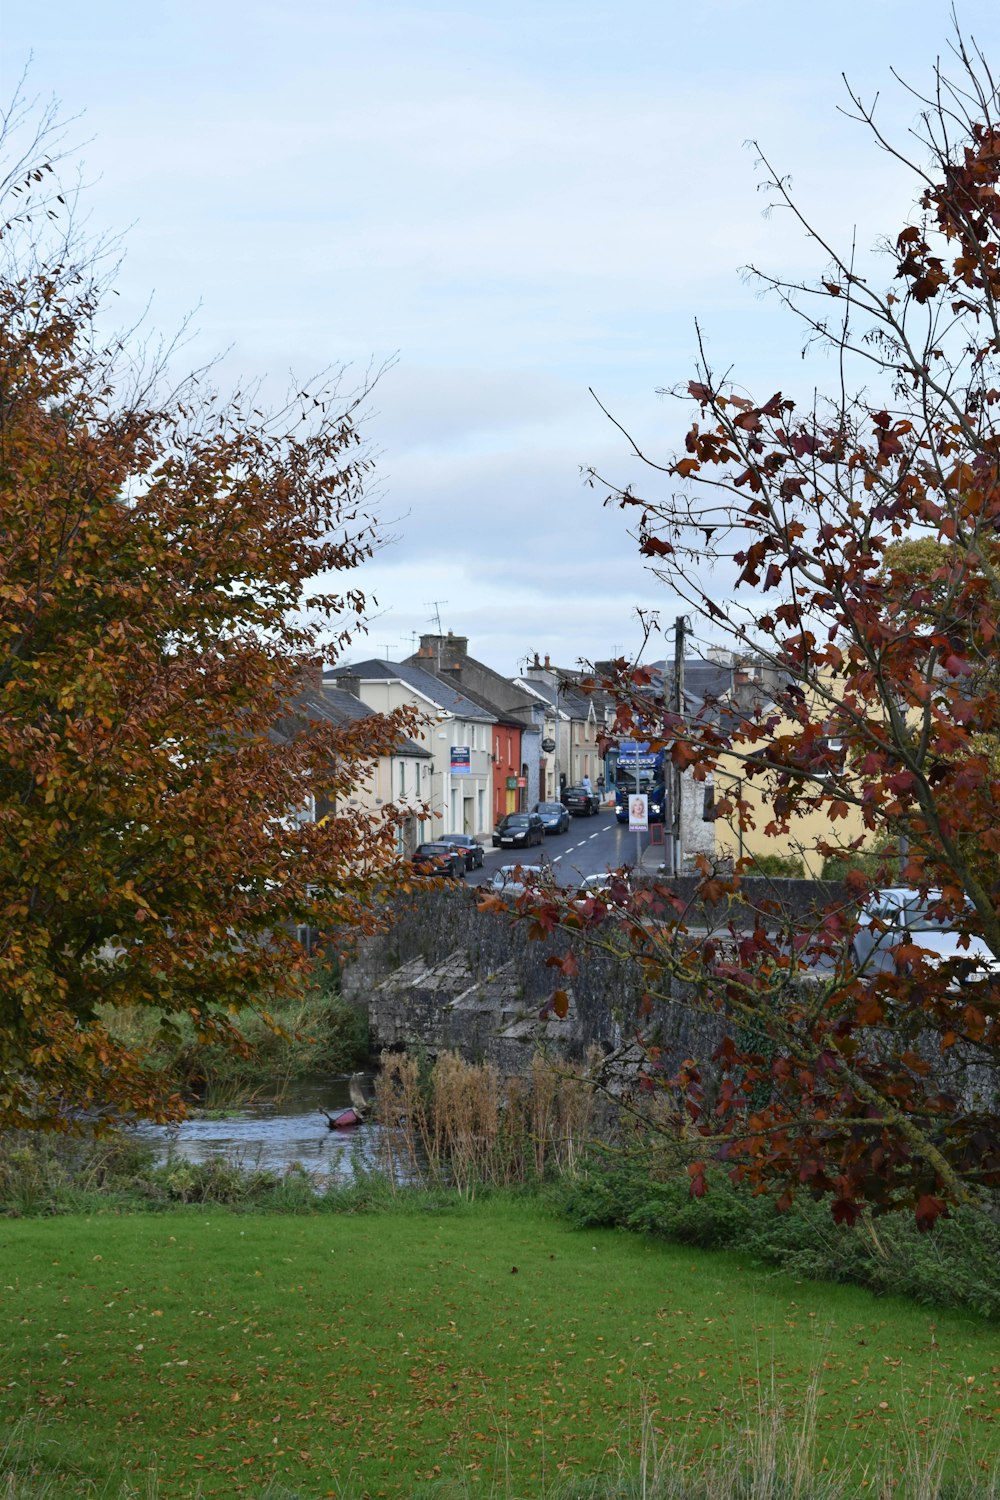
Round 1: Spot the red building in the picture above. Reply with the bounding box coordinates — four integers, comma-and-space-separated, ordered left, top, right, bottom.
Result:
491, 717, 525, 825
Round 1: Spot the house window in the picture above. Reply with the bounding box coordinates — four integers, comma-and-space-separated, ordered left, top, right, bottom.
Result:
814, 737, 846, 780
291, 793, 316, 827
398, 760, 406, 797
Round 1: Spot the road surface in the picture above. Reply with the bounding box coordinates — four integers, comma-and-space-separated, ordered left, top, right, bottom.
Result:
466, 809, 663, 890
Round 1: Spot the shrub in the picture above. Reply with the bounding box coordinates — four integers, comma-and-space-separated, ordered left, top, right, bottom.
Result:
558, 1156, 1000, 1317
98, 964, 369, 1106
819, 842, 900, 882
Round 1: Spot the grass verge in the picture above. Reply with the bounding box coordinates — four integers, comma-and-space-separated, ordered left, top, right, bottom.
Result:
0, 1198, 996, 1498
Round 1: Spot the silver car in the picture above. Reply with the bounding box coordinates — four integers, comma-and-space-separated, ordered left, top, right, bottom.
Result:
488, 864, 551, 900
851, 887, 999, 978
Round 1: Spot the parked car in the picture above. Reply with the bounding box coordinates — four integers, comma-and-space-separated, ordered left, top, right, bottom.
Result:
851, 887, 999, 977
440, 833, 485, 870
488, 864, 552, 900
562, 784, 601, 816
573, 871, 633, 910
493, 812, 545, 849
534, 800, 570, 835
410, 842, 466, 879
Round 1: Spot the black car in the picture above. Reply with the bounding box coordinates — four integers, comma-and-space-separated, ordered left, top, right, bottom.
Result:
492, 812, 545, 849
441, 833, 485, 870
562, 784, 600, 816
534, 800, 570, 834
410, 842, 466, 878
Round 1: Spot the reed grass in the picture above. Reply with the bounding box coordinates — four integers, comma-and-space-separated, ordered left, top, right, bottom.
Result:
373, 1049, 599, 1191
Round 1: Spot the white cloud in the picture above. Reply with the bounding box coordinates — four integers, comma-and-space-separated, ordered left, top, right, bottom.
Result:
4, 0, 999, 674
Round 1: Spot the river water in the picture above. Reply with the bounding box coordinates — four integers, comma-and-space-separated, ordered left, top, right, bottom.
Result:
131, 1074, 383, 1182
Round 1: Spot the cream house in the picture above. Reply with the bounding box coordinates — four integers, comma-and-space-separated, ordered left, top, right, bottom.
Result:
279, 671, 431, 856
327, 659, 496, 840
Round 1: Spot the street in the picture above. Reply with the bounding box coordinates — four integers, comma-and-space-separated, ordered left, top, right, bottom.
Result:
466, 809, 663, 890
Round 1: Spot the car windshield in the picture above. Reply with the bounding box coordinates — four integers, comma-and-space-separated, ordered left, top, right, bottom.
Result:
503, 816, 530, 828
866, 891, 974, 931
537, 803, 562, 813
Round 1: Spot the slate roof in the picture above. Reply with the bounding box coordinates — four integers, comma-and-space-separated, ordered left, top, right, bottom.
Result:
514, 676, 595, 720
327, 658, 495, 723
275, 682, 430, 760
402, 651, 544, 730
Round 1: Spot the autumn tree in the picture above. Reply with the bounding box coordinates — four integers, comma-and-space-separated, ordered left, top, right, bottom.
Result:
571, 33, 1000, 1224
0, 114, 413, 1129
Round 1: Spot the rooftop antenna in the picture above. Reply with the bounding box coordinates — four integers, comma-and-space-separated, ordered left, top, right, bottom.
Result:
374, 641, 396, 661
423, 601, 448, 669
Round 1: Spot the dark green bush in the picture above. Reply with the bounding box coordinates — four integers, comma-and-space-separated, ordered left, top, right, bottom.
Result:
819, 842, 900, 882
558, 1157, 1000, 1319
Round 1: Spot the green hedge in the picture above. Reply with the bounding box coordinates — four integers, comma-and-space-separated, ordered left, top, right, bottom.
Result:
556, 1156, 1000, 1319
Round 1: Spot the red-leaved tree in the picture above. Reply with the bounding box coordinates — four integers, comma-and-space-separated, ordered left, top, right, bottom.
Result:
568, 34, 1000, 1225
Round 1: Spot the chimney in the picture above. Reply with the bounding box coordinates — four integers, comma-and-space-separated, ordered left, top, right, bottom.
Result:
419, 632, 467, 672
332, 672, 361, 700
298, 659, 325, 697
544, 653, 550, 670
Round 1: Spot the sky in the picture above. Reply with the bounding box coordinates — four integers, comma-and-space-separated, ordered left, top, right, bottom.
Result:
4, 0, 1000, 675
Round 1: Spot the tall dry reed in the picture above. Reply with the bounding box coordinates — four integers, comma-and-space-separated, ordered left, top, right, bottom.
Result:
373, 1048, 598, 1191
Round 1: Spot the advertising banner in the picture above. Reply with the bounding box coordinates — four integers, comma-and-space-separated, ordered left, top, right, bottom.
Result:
628, 793, 649, 832
450, 746, 471, 774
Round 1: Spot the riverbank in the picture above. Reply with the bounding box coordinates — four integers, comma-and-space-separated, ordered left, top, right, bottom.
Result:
1, 1197, 996, 1499
96, 968, 369, 1111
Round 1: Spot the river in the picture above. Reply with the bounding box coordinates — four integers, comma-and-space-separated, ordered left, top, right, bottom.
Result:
131, 1073, 383, 1181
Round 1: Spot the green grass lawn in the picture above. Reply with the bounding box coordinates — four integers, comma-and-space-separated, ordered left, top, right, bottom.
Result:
0, 1198, 997, 1498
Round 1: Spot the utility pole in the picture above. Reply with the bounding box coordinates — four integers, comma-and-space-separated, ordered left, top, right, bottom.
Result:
671, 615, 686, 877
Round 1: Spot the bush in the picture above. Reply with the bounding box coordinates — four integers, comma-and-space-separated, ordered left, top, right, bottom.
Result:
819, 842, 900, 882
558, 1156, 1000, 1318
0, 1132, 160, 1217
98, 965, 370, 1106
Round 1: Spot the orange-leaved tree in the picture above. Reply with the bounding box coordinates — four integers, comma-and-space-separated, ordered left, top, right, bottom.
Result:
567, 35, 1000, 1225
0, 127, 413, 1130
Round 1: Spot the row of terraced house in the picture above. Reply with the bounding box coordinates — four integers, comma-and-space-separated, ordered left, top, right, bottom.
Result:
321, 634, 609, 855
285, 630, 813, 872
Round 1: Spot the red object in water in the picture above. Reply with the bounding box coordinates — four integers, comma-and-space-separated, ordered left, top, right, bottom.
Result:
322, 1107, 363, 1130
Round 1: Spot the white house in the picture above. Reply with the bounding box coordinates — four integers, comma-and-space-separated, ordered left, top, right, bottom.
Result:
327, 659, 496, 840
